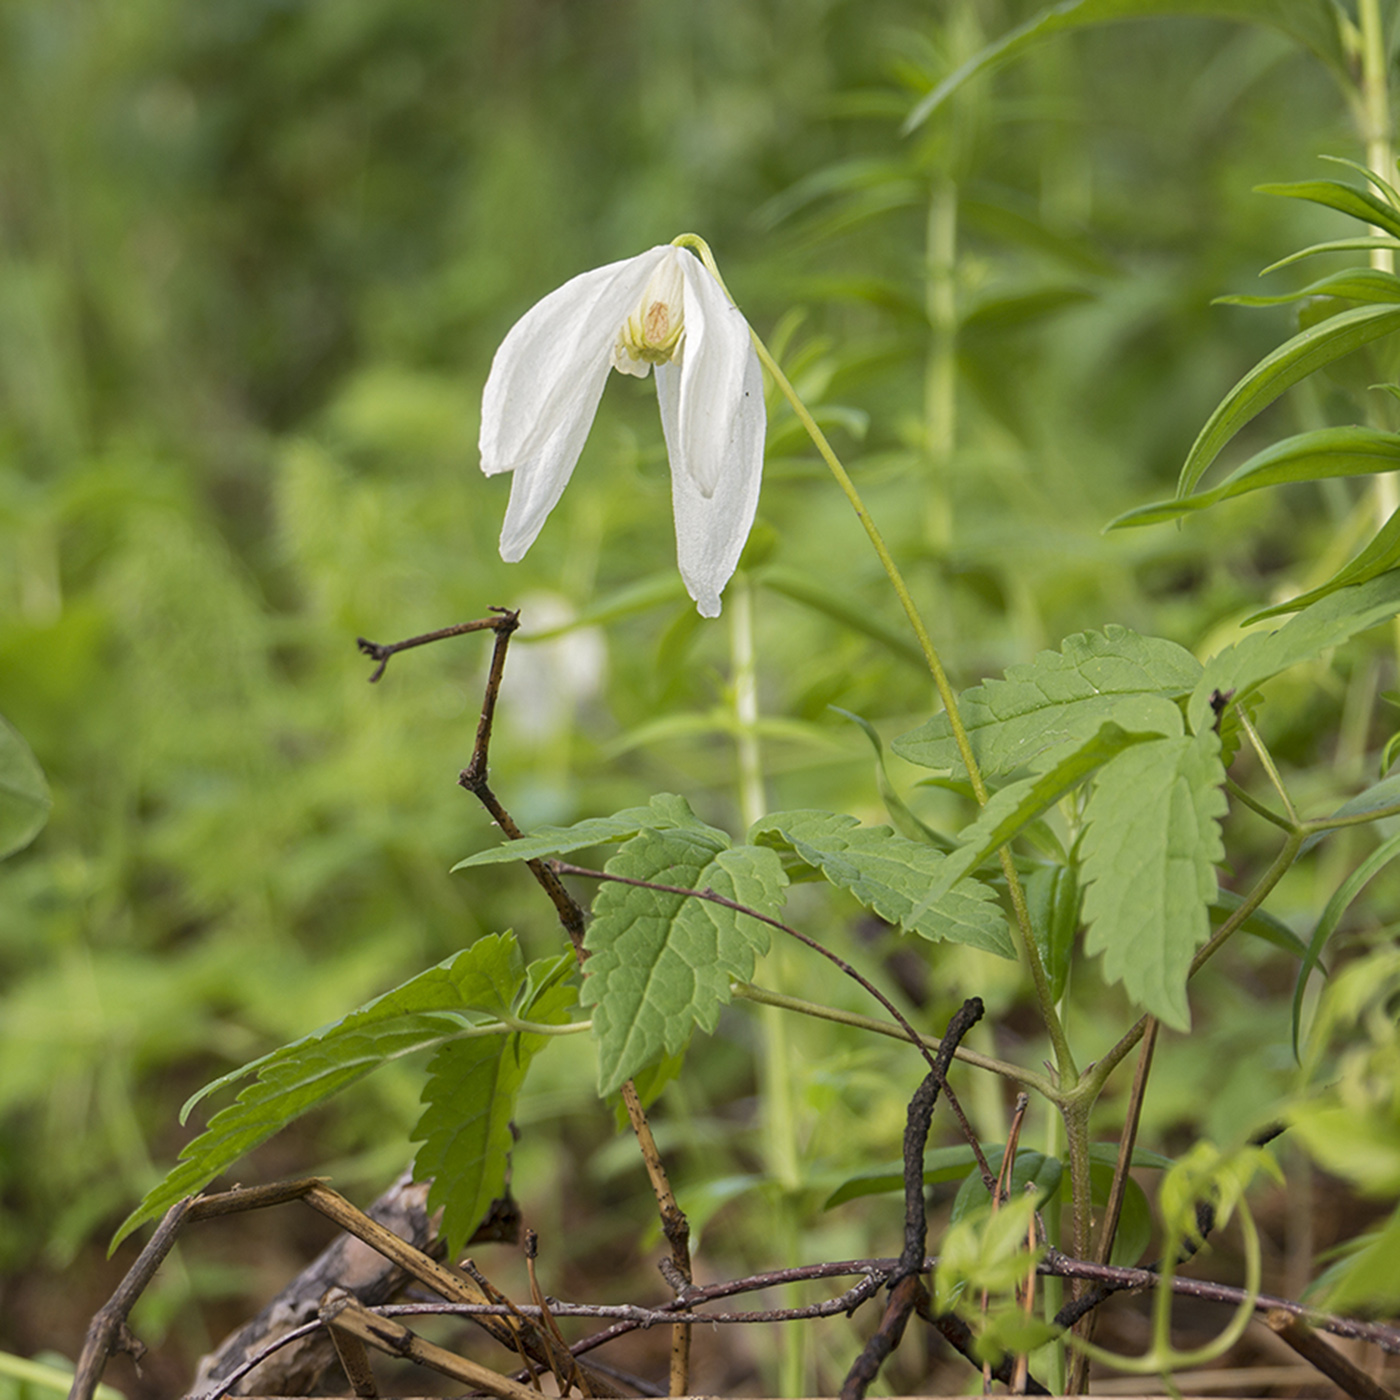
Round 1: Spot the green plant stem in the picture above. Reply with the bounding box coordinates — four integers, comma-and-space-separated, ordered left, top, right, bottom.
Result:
1225, 777, 1292, 830
731, 981, 1056, 1097
730, 573, 766, 830
678, 229, 1088, 1288
745, 328, 1071, 1054
1359, 0, 1395, 276
1239, 710, 1299, 824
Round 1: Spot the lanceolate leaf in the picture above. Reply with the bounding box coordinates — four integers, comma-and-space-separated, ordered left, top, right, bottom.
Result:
452, 793, 715, 869
1026, 863, 1080, 1004
1216, 268, 1400, 308
1081, 733, 1227, 1029
919, 717, 1182, 912
1247, 507, 1400, 619
751, 810, 1012, 958
1253, 180, 1400, 241
904, 0, 1349, 134
582, 830, 788, 1094
894, 627, 1199, 778
1178, 304, 1400, 497
114, 934, 563, 1249
0, 711, 50, 860
1292, 832, 1400, 1060
1189, 573, 1400, 733
833, 707, 955, 851
1111, 427, 1400, 528
414, 968, 576, 1255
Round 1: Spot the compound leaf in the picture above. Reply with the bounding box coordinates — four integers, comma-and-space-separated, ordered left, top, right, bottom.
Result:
113, 933, 548, 1249
413, 962, 576, 1255
894, 627, 1200, 778
917, 715, 1184, 918
582, 830, 788, 1094
751, 810, 1011, 957
1081, 733, 1227, 1029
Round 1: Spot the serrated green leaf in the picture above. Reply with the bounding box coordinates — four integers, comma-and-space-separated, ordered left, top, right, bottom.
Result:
1179, 304, 1400, 497
751, 810, 1012, 957
1026, 863, 1080, 1004
1081, 733, 1227, 1029
1110, 427, 1400, 529
894, 627, 1200, 778
113, 934, 545, 1249
452, 793, 715, 870
1247, 510, 1400, 620
581, 831, 788, 1094
1217, 268, 1400, 308
1189, 573, 1400, 732
413, 974, 576, 1255
1254, 180, 1400, 241
917, 718, 1183, 916
0, 711, 51, 860
904, 0, 1349, 135
1292, 832, 1400, 1060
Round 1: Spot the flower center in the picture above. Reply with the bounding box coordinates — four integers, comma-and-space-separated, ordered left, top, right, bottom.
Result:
612, 255, 686, 377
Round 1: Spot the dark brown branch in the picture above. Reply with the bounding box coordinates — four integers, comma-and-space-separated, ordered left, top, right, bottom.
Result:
358, 615, 511, 683
438, 612, 694, 1391
1265, 1307, 1396, 1400
840, 998, 985, 1400
915, 1294, 1051, 1395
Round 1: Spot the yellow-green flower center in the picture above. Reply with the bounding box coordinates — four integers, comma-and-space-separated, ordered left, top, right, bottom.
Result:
612, 256, 686, 377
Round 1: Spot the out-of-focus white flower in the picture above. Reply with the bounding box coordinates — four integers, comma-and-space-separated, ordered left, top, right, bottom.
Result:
479, 244, 765, 617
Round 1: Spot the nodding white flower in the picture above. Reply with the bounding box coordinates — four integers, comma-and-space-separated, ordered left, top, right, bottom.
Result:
479, 243, 765, 618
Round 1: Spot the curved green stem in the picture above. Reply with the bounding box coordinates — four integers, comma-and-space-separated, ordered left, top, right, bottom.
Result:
1239, 710, 1298, 824
731, 981, 1056, 1097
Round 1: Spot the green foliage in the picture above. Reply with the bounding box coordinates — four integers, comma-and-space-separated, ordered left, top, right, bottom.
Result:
413, 951, 578, 1256
893, 628, 1201, 778
115, 934, 575, 1248
452, 793, 712, 870
581, 825, 788, 1094
10, 0, 1400, 1384
751, 809, 1011, 956
1081, 732, 1227, 1029
1189, 572, 1400, 731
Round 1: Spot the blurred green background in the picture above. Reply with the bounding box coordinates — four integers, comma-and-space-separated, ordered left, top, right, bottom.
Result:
1, 1, 1388, 1395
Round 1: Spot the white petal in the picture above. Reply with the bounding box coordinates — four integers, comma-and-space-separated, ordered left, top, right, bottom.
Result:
656, 285, 765, 616
480, 247, 670, 560
669, 251, 762, 498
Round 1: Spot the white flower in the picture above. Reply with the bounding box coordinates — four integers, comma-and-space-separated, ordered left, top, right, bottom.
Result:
479, 244, 765, 617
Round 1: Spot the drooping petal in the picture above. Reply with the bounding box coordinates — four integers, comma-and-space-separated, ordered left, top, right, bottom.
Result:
655, 258, 765, 616
481, 247, 669, 560
668, 251, 763, 498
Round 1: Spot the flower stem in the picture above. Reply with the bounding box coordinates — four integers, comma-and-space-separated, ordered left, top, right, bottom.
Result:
674, 232, 1075, 1084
